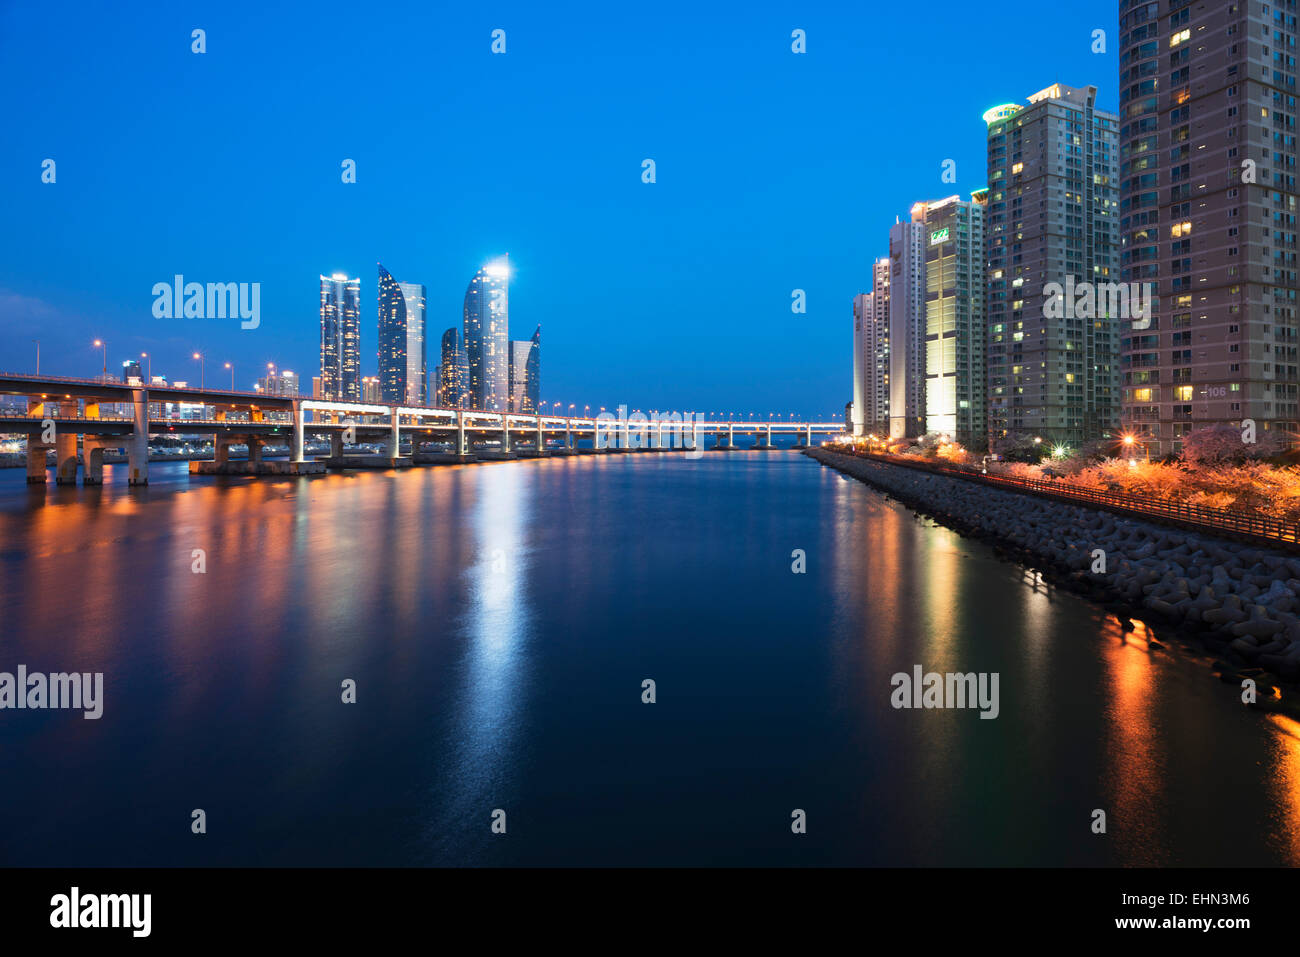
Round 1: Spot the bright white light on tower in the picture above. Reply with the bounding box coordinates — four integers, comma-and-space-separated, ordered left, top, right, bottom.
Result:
485, 260, 509, 279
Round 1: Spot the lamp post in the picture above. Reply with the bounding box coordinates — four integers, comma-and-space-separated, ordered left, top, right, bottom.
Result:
1122, 432, 1149, 464
225, 362, 234, 390
93, 339, 106, 380
141, 352, 150, 383
193, 352, 204, 389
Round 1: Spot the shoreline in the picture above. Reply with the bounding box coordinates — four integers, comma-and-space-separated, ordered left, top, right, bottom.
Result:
806, 446, 1300, 721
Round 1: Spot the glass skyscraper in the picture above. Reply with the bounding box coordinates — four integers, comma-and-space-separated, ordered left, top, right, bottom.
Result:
509, 325, 540, 413
437, 327, 470, 408
463, 257, 510, 411
377, 263, 427, 405
319, 273, 361, 401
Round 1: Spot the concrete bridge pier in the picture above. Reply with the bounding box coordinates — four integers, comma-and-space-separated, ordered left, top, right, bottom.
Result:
55, 432, 79, 485
26, 440, 50, 483
82, 436, 116, 485
535, 418, 544, 452
128, 388, 149, 485
387, 409, 401, 459
456, 412, 467, 455
292, 402, 305, 463
331, 431, 344, 458
247, 435, 264, 466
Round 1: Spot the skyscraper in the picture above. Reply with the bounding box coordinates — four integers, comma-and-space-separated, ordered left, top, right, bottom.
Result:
509, 325, 540, 413
377, 264, 427, 406
851, 258, 891, 435
1119, 6, 1298, 455
463, 257, 509, 411
437, 327, 469, 408
852, 293, 868, 435
889, 217, 927, 439
985, 83, 1120, 448
923, 192, 987, 448
320, 273, 361, 401
258, 370, 299, 396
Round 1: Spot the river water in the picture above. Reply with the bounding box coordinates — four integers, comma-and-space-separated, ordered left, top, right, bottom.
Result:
0, 452, 1296, 866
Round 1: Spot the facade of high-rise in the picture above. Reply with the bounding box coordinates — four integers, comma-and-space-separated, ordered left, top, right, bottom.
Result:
985, 83, 1121, 449
509, 325, 541, 413
377, 264, 427, 406
852, 293, 869, 435
851, 257, 891, 435
922, 193, 988, 447
1119, 3, 1298, 455
437, 327, 470, 408
319, 273, 361, 401
121, 359, 142, 383
463, 258, 510, 411
888, 218, 928, 439
311, 376, 322, 399
362, 376, 381, 404
258, 370, 299, 396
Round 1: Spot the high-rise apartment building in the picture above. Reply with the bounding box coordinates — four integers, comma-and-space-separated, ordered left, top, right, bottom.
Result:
509, 325, 540, 413
851, 257, 891, 435
985, 83, 1120, 449
889, 219, 927, 439
922, 193, 988, 447
1119, 2, 1298, 455
377, 264, 427, 406
852, 293, 869, 435
463, 257, 510, 411
320, 273, 361, 401
437, 327, 469, 408
258, 370, 299, 396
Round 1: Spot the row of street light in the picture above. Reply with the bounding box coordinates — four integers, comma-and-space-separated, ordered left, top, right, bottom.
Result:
63, 340, 287, 392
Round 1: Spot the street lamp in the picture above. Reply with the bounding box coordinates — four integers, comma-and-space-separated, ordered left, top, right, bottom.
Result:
92, 339, 106, 379
141, 352, 150, 383
225, 361, 234, 390
193, 352, 204, 389
1122, 432, 1149, 463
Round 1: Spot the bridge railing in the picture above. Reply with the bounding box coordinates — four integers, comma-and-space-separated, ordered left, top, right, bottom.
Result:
0, 409, 134, 421
826, 445, 1300, 549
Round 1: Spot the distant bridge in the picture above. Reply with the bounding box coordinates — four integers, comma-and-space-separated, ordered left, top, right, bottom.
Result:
0, 372, 843, 488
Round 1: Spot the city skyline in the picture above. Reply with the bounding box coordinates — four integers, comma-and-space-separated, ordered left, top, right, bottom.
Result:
0, 0, 1118, 420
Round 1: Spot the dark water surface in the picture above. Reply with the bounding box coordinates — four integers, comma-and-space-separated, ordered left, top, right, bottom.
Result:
0, 453, 1297, 866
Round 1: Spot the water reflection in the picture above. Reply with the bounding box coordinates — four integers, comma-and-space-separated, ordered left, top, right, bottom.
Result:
0, 458, 1298, 865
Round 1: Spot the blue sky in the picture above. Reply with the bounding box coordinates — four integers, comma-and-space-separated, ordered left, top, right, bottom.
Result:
0, 0, 1117, 418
